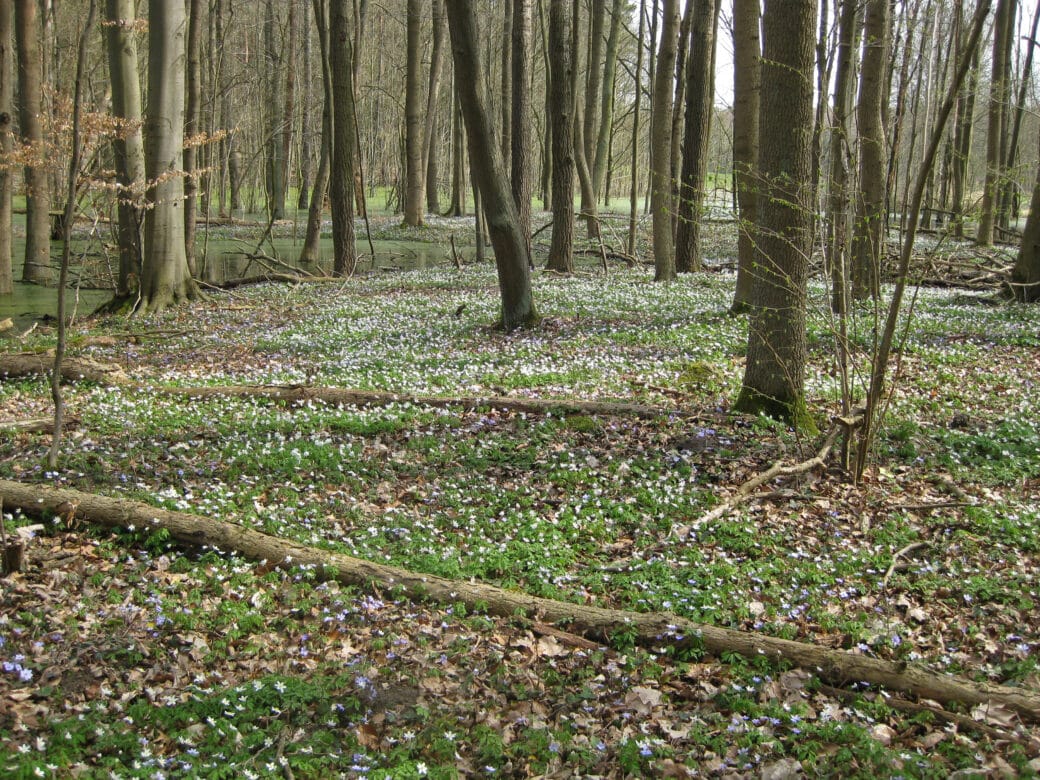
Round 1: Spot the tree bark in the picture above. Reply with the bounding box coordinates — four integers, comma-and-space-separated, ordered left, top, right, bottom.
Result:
446, 0, 536, 331
511, 0, 533, 261
546, 0, 575, 274
826, 0, 860, 314
104, 0, 146, 299
424, 0, 448, 214
850, 0, 890, 302
977, 0, 1014, 246
650, 0, 680, 281
1012, 153, 1040, 302
950, 3, 980, 240
732, 0, 816, 431
5, 477, 1040, 722
13, 0, 52, 284
675, 0, 721, 274
626, 0, 647, 258
0, 1, 14, 294
403, 0, 424, 226
729, 0, 760, 312
183, 0, 203, 276
139, 0, 196, 314
591, 0, 625, 204
327, 0, 358, 276
264, 0, 288, 221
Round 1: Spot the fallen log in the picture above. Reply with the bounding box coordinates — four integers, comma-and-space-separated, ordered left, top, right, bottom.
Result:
0, 352, 712, 422
156, 384, 716, 421
0, 352, 129, 385
2, 477, 1038, 723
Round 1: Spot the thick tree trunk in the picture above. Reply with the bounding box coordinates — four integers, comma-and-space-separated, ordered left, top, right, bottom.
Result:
1012, 156, 1040, 302
264, 0, 288, 221
446, 0, 536, 330
403, 0, 424, 226
729, 0, 759, 312
104, 0, 146, 299
139, 0, 196, 314
675, 0, 721, 274
0, 2, 13, 294
977, 0, 1014, 246
850, 0, 890, 302
13, 0, 51, 284
5, 478, 1040, 722
650, 0, 680, 281
327, 0, 358, 276
546, 0, 575, 274
500, 0, 513, 169
733, 0, 816, 431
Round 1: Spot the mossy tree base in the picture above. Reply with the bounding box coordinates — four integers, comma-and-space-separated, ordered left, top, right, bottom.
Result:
733, 386, 818, 435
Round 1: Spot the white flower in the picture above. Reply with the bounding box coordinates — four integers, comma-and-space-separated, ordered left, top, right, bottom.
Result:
417, 762, 428, 776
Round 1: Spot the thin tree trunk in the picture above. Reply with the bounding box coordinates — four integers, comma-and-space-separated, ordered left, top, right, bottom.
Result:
626, 0, 647, 258
729, 0, 760, 312
675, 0, 721, 274
403, 0, 424, 226
425, 0, 448, 213
650, 0, 680, 281
327, 0, 358, 276
850, 0, 890, 302
0, 1, 11, 294
977, 0, 1014, 246
500, 0, 513, 167
546, 0, 574, 273
592, 0, 625, 204
511, 0, 533, 261
446, 0, 536, 331
264, 0, 287, 220
999, 0, 1040, 229
297, 0, 314, 210
183, 0, 203, 276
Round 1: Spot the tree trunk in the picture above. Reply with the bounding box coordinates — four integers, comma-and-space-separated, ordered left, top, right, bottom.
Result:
650, 0, 680, 281
297, 0, 314, 211
733, 0, 816, 431
729, 0, 760, 312
850, 0, 890, 302
825, 0, 860, 314
299, 70, 332, 270
1012, 155, 1040, 302
592, 0, 625, 204
675, 0, 721, 274
500, 0, 513, 169
546, 0, 575, 274
5, 477, 1040, 722
13, 0, 51, 284
327, 0, 358, 276
950, 3, 980, 240
403, 0, 424, 226
626, 0, 647, 258
424, 0, 448, 214
447, 78, 466, 216
0, 1, 14, 294
1000, 0, 1040, 229
511, 0, 533, 261
183, 0, 202, 276
976, 0, 1014, 246
264, 0, 288, 221
446, 0, 536, 331
139, 0, 195, 314
103, 0, 146, 299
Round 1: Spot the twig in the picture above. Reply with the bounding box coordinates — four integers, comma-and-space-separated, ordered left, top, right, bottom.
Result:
882, 542, 931, 591
449, 233, 463, 270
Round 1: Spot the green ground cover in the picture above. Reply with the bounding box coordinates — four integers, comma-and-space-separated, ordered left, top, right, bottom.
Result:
1, 258, 1038, 777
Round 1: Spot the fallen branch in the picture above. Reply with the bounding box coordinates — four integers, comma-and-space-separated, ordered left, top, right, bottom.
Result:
0, 352, 129, 385
672, 411, 862, 537
0, 417, 77, 434
2, 478, 1038, 722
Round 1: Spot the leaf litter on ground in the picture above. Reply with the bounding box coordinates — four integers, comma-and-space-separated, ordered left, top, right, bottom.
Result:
1, 257, 1040, 777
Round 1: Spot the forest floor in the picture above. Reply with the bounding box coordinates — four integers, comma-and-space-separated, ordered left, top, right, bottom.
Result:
1, 221, 1039, 778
